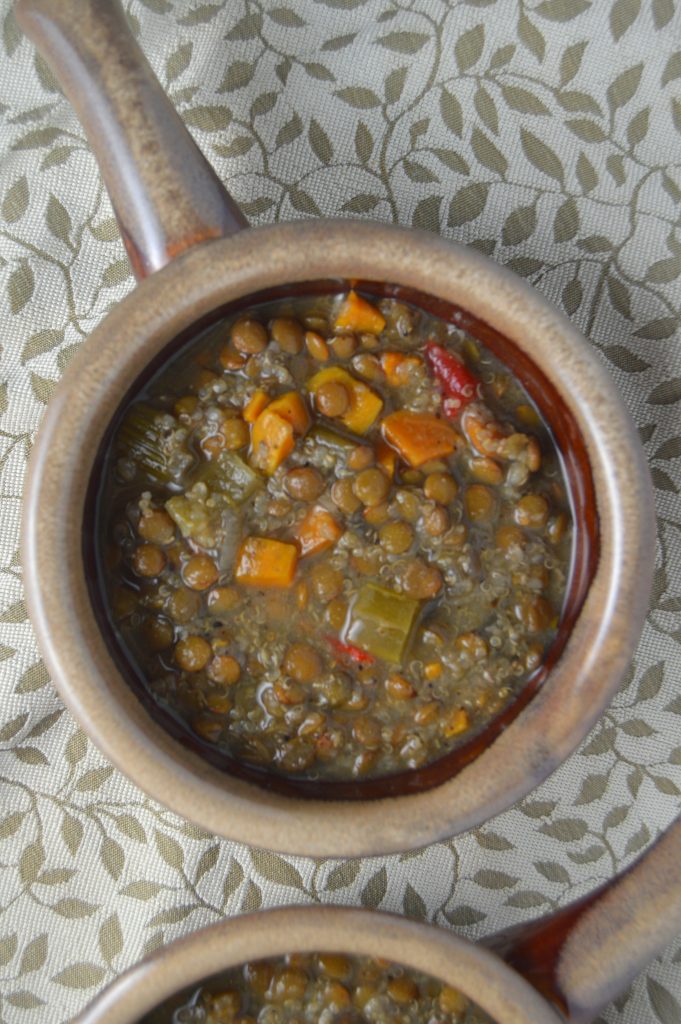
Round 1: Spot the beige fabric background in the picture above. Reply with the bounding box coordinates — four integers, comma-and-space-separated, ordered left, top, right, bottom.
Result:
1, 0, 680, 1021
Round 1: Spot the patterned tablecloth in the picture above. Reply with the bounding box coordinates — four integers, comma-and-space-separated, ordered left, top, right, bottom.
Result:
1, 1, 680, 1021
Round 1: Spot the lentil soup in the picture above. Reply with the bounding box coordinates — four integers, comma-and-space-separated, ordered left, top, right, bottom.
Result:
97, 290, 572, 783
150, 953, 495, 1023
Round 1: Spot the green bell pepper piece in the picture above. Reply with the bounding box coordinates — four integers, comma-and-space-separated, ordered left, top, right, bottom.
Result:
307, 424, 357, 455
344, 582, 420, 664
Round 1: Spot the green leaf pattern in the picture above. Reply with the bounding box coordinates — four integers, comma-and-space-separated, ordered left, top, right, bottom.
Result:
0, 1, 680, 1020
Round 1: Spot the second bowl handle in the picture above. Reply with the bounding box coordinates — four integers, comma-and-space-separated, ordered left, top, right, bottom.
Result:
16, 0, 248, 280
489, 816, 681, 1022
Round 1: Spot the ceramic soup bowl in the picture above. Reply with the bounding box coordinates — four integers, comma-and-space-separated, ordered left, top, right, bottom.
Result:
18, 0, 654, 856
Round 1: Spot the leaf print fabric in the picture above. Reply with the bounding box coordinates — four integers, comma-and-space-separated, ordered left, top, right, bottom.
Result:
1, 1, 680, 1021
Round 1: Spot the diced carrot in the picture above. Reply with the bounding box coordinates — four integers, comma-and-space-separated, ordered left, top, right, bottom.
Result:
381, 411, 459, 467
266, 391, 310, 435
334, 290, 386, 335
250, 408, 295, 475
442, 707, 470, 738
308, 367, 382, 436
380, 352, 422, 386
381, 352, 406, 385
243, 390, 270, 423
376, 439, 397, 479
235, 536, 298, 588
295, 506, 343, 558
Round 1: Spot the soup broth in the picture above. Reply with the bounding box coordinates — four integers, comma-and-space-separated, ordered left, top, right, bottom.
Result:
98, 291, 572, 782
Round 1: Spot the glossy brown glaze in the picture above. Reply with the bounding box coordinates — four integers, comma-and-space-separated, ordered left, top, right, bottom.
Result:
84, 279, 597, 801
71, 816, 681, 1023
15, 0, 247, 278
487, 891, 601, 1016
487, 814, 681, 1023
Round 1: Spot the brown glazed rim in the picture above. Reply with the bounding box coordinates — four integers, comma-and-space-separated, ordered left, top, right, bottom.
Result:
22, 220, 656, 856
84, 276, 597, 801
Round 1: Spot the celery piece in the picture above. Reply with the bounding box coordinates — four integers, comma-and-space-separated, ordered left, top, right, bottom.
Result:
216, 451, 261, 505
117, 403, 174, 482
193, 451, 261, 506
344, 582, 420, 664
307, 424, 356, 454
165, 489, 221, 549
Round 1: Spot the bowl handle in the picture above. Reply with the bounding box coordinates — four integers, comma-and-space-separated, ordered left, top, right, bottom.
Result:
15, 0, 248, 280
487, 816, 681, 1022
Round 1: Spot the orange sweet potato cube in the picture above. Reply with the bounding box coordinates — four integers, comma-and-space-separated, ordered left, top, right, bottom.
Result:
376, 439, 397, 478
381, 352, 422, 386
235, 536, 298, 588
381, 411, 458, 467
266, 391, 310, 435
295, 506, 343, 558
243, 390, 270, 423
250, 408, 295, 475
334, 290, 386, 335
381, 351, 406, 386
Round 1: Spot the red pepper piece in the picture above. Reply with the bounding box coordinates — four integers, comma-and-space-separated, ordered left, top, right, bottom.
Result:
424, 341, 480, 416
326, 635, 376, 665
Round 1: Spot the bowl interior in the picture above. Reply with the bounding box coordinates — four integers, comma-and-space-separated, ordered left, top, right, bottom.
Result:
83, 277, 598, 801
138, 956, 495, 1023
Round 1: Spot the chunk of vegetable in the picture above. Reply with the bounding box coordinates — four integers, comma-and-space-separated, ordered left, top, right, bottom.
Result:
193, 451, 261, 505
381, 351, 406, 385
327, 635, 376, 665
305, 429, 354, 463
249, 391, 310, 475
266, 391, 310, 435
235, 536, 298, 588
344, 582, 420, 663
424, 341, 480, 415
165, 487, 220, 549
381, 411, 460, 467
381, 352, 422, 386
308, 367, 383, 436
334, 290, 386, 335
462, 406, 541, 471
117, 403, 174, 482
243, 390, 270, 423
442, 707, 470, 737
250, 408, 295, 475
376, 439, 397, 479
295, 506, 343, 558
